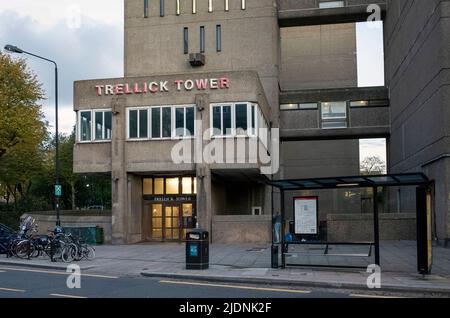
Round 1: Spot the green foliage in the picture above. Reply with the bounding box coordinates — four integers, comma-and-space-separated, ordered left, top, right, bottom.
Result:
0, 53, 111, 222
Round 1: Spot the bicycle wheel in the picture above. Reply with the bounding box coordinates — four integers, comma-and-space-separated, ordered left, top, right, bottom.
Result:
15, 240, 33, 259
62, 243, 78, 263
84, 246, 95, 261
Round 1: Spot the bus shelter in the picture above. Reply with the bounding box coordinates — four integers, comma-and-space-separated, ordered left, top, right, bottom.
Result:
268, 173, 433, 274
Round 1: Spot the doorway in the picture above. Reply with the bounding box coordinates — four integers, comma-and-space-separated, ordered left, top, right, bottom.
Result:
146, 202, 195, 242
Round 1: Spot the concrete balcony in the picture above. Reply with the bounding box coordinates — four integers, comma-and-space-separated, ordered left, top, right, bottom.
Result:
277, 0, 387, 26
280, 86, 390, 140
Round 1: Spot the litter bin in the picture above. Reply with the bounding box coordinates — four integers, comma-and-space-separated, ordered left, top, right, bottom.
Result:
186, 229, 209, 270
95, 226, 104, 245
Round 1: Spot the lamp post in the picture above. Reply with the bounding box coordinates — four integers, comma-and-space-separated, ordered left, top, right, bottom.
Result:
4, 44, 61, 226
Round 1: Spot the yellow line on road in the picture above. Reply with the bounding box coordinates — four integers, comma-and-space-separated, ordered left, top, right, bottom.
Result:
0, 267, 118, 279
350, 294, 404, 299
50, 293, 87, 299
0, 287, 26, 293
159, 280, 311, 294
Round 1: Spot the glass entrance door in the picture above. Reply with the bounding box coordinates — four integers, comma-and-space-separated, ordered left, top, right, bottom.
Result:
164, 205, 180, 240
149, 202, 196, 241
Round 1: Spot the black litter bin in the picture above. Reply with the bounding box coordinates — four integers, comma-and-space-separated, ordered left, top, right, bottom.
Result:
186, 229, 209, 270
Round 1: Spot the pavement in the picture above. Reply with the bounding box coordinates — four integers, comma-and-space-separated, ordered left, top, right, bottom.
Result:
1, 241, 450, 296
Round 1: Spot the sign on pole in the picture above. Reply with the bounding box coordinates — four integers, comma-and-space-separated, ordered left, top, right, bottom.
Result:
55, 185, 62, 197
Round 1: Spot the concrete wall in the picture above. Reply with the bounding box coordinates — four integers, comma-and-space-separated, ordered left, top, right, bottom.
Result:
327, 213, 416, 241
280, 23, 357, 90
385, 0, 450, 240
22, 211, 112, 244
212, 215, 272, 243
124, 0, 280, 124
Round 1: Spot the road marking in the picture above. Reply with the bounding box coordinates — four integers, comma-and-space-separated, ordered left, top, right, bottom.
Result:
350, 293, 404, 299
159, 280, 311, 294
50, 293, 87, 299
0, 287, 26, 293
0, 267, 118, 279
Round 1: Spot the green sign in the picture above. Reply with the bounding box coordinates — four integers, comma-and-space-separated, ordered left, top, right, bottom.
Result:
55, 185, 62, 197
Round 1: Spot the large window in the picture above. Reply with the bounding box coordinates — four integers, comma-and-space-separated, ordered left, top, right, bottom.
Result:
321, 101, 347, 129
128, 108, 148, 139
94, 110, 112, 141
143, 177, 197, 195
127, 105, 195, 140
211, 102, 260, 137
174, 106, 195, 137
79, 110, 112, 142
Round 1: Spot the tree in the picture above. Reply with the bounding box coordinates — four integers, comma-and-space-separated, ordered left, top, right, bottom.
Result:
361, 156, 386, 175
0, 52, 48, 213
0, 52, 46, 159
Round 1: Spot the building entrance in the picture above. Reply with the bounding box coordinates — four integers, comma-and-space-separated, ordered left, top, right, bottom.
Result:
147, 202, 195, 241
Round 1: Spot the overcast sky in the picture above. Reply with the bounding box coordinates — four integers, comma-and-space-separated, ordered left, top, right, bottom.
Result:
0, 1, 386, 163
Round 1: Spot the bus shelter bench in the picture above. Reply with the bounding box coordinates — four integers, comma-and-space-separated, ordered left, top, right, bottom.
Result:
283, 241, 375, 258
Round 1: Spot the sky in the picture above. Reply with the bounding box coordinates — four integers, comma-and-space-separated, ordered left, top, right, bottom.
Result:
0, 1, 386, 163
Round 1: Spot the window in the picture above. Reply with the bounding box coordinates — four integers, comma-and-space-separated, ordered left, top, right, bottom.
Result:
280, 104, 298, 110
350, 100, 369, 107
154, 178, 164, 194
94, 110, 112, 141
143, 178, 153, 195
212, 104, 232, 136
216, 25, 222, 52
176, 0, 180, 15
80, 111, 92, 141
160, 0, 164, 17
211, 103, 261, 137
224, 0, 229, 11
319, 1, 345, 9
151, 108, 161, 138
241, 0, 246, 10
144, 0, 149, 18
200, 26, 205, 53
183, 27, 189, 54
182, 177, 193, 194
208, 0, 213, 12
174, 106, 195, 138
192, 0, 197, 14
128, 108, 148, 139
235, 103, 248, 135
166, 178, 179, 194
321, 101, 347, 129
144, 177, 197, 195
300, 103, 318, 110
150, 106, 171, 139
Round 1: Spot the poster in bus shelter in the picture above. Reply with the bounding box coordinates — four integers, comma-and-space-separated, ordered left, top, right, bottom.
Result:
294, 196, 319, 235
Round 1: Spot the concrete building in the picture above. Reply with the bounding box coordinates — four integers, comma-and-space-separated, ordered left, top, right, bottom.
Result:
73, 0, 449, 245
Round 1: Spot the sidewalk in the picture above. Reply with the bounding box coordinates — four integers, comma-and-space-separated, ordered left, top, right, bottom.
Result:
1, 241, 450, 295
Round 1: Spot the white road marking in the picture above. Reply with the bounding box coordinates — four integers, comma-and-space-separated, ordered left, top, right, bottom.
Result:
50, 293, 87, 299
0, 266, 118, 279
350, 293, 404, 299
159, 280, 311, 294
0, 287, 26, 293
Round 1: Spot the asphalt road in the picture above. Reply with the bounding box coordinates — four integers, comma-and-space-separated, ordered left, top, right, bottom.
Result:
0, 265, 406, 299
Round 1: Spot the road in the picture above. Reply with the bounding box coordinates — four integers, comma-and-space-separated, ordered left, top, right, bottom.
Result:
0, 265, 406, 299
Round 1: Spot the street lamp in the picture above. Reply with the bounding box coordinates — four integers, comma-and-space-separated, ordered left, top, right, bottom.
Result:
4, 44, 61, 226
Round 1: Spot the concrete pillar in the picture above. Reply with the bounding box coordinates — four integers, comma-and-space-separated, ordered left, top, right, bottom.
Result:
111, 97, 128, 245
195, 94, 212, 240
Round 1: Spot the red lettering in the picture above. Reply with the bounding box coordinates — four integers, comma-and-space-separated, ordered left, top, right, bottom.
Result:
124, 84, 133, 94
220, 77, 230, 89
195, 79, 208, 90
115, 84, 124, 95
134, 83, 142, 94
95, 85, 104, 96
